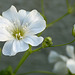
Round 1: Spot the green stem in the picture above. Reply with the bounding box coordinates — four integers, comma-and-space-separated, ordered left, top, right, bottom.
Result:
50, 39, 75, 47
47, 12, 69, 28
33, 39, 75, 52
17, 71, 55, 75
13, 50, 31, 74
41, 0, 45, 16
32, 47, 42, 53
66, 0, 70, 10
0, 48, 1, 62
29, 45, 32, 53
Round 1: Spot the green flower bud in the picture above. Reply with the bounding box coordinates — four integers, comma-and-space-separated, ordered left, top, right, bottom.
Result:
68, 4, 75, 14
72, 24, 75, 37
42, 37, 53, 48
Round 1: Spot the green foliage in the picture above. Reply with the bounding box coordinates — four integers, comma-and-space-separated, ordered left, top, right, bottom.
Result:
68, 70, 75, 75
0, 66, 14, 75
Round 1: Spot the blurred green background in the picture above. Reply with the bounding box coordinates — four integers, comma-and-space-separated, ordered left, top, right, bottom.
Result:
0, 0, 75, 75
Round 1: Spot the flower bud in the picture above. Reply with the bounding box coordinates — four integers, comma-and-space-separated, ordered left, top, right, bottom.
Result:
68, 4, 75, 14
42, 37, 53, 48
72, 24, 75, 37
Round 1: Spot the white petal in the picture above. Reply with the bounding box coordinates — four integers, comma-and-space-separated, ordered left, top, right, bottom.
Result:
0, 16, 14, 41
22, 10, 44, 25
67, 59, 75, 74
59, 55, 68, 62
18, 9, 28, 25
2, 40, 16, 56
23, 35, 44, 46
53, 61, 68, 75
66, 45, 74, 58
2, 40, 29, 56
48, 51, 68, 63
0, 16, 13, 28
2, 5, 20, 25
48, 51, 61, 63
0, 28, 13, 41
13, 40, 29, 53
27, 20, 46, 34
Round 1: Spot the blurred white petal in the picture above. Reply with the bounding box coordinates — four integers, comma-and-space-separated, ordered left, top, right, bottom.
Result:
53, 61, 68, 75
67, 59, 75, 74
48, 51, 61, 63
66, 45, 74, 58
59, 55, 68, 62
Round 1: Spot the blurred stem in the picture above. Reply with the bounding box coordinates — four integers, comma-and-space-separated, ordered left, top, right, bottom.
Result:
13, 50, 31, 74
41, 0, 45, 16
37, 0, 45, 37
50, 39, 75, 47
17, 71, 55, 75
66, 0, 70, 11
47, 12, 69, 28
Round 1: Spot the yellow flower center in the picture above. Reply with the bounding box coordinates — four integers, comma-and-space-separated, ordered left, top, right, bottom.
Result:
12, 26, 25, 40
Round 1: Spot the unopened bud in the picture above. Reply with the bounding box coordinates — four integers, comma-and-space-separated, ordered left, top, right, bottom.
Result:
42, 37, 53, 48
68, 4, 75, 14
72, 24, 75, 37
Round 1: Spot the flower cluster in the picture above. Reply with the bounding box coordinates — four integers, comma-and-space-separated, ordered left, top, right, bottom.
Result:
48, 45, 75, 75
0, 5, 46, 56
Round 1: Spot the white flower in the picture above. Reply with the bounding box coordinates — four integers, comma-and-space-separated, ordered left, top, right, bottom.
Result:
0, 5, 46, 56
48, 45, 75, 75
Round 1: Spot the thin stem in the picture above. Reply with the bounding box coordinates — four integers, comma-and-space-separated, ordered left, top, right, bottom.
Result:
47, 12, 69, 28
29, 45, 32, 53
41, 0, 45, 16
33, 39, 75, 52
13, 50, 31, 74
66, 0, 70, 10
17, 71, 55, 75
32, 47, 42, 53
50, 39, 75, 47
